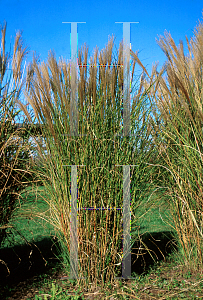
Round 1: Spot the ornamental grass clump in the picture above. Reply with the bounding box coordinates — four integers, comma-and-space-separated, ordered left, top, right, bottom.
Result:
18, 34, 163, 292
143, 12, 203, 271
0, 22, 35, 249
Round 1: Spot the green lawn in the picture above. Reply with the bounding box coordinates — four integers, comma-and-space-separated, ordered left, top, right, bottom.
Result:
1, 186, 55, 248
1, 185, 174, 248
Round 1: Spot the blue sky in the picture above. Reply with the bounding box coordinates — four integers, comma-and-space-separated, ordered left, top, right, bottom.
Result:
1, 0, 203, 128
2, 0, 203, 78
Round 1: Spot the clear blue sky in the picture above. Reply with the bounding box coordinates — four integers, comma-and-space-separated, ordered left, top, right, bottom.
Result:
2, 0, 203, 78
1, 0, 203, 126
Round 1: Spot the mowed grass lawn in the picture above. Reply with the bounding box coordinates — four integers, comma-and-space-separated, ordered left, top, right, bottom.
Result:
1, 184, 174, 248
1, 186, 56, 248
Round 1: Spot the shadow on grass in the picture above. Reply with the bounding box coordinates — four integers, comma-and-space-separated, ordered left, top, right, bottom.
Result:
114, 230, 178, 278
0, 230, 178, 298
0, 236, 61, 298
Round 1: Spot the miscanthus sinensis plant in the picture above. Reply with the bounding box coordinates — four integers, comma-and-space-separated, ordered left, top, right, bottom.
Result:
0, 22, 35, 251
142, 11, 203, 272
17, 34, 164, 291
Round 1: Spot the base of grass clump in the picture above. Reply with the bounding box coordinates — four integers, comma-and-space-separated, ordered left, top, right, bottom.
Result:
0, 187, 186, 300
1, 235, 203, 299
